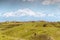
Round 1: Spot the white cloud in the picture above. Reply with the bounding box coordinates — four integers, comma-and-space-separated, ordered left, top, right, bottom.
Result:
47, 14, 55, 17
0, 8, 55, 18
42, 0, 60, 5
36, 12, 46, 17
2, 12, 16, 17
15, 9, 37, 16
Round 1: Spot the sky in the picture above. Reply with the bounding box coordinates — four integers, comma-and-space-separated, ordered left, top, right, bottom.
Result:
0, 0, 60, 22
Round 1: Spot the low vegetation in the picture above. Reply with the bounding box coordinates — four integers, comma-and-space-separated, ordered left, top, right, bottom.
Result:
0, 21, 60, 40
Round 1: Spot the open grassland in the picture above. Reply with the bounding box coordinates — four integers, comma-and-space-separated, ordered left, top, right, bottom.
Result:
0, 21, 60, 40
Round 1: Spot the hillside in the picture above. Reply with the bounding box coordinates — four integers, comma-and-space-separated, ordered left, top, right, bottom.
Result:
0, 21, 60, 40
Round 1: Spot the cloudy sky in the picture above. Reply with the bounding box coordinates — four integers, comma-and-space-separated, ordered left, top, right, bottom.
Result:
0, 0, 60, 22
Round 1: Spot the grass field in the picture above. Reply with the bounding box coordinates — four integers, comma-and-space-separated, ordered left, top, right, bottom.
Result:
0, 21, 60, 40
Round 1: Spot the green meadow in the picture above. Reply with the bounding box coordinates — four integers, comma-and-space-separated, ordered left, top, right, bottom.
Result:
0, 21, 60, 40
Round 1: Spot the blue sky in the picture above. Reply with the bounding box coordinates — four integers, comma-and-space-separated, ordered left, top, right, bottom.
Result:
0, 0, 60, 22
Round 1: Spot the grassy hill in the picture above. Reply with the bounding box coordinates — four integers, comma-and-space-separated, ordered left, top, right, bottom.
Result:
0, 21, 60, 40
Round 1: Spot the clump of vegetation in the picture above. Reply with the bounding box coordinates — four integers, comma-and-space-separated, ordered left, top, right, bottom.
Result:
29, 33, 53, 40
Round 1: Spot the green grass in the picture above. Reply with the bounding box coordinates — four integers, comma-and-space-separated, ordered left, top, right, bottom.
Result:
0, 21, 60, 40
